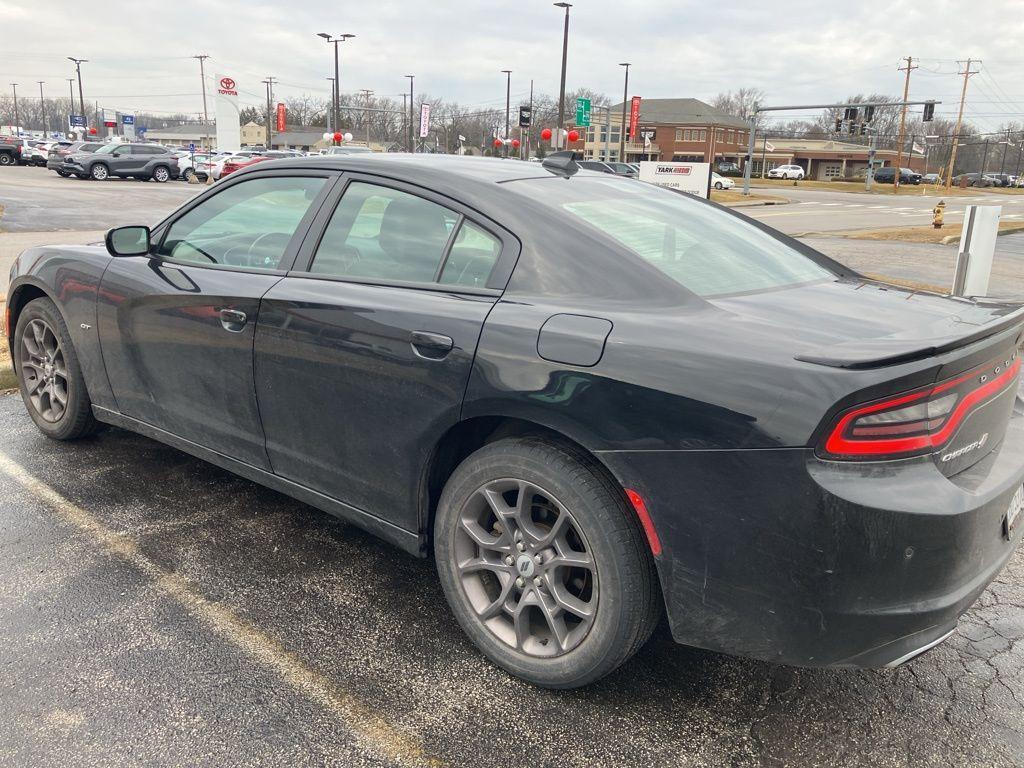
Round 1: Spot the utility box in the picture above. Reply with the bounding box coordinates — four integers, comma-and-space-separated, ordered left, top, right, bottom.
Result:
952, 205, 1002, 297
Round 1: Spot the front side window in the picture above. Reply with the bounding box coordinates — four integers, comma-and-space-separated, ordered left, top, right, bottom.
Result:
156, 176, 326, 270
311, 182, 457, 283
515, 176, 832, 297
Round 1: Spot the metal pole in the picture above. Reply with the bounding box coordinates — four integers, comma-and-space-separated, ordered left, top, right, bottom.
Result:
406, 75, 415, 152
37, 82, 47, 136
618, 63, 630, 161
10, 84, 19, 136
893, 56, 915, 193
554, 3, 571, 145
68, 58, 87, 131
742, 114, 756, 195
326, 78, 335, 132
402, 93, 407, 150
502, 70, 511, 156
333, 41, 340, 141
604, 105, 610, 161
528, 79, 533, 159
193, 55, 211, 158
360, 89, 373, 147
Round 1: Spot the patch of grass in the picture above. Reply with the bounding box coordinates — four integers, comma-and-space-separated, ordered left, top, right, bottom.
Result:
749, 178, 978, 196
861, 273, 948, 294
712, 190, 788, 205
821, 220, 1024, 244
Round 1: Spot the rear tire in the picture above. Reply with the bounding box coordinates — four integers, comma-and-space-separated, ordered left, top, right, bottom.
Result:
434, 437, 660, 688
151, 165, 170, 183
13, 297, 98, 441
0, 153, 13, 166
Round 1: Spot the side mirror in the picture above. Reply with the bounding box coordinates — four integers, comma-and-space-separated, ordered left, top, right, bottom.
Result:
105, 225, 151, 257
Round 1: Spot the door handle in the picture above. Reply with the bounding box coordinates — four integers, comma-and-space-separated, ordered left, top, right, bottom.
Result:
218, 308, 247, 332
411, 330, 454, 360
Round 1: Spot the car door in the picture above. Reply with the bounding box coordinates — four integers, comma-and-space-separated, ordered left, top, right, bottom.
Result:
254, 174, 517, 530
97, 169, 337, 469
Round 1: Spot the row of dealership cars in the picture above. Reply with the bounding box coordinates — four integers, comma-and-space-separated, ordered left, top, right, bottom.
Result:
0, 137, 378, 183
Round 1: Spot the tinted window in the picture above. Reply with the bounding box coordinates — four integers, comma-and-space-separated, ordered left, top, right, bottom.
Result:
439, 221, 501, 288
518, 176, 832, 297
311, 182, 457, 283
156, 176, 326, 270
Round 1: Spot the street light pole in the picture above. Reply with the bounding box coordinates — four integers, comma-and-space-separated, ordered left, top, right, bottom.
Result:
618, 62, 630, 161
10, 84, 19, 136
67, 57, 87, 132
405, 75, 415, 152
554, 2, 572, 148
325, 78, 335, 132
318, 33, 355, 144
37, 82, 47, 136
501, 69, 511, 156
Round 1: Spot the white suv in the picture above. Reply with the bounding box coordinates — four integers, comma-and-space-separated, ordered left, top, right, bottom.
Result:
768, 164, 805, 180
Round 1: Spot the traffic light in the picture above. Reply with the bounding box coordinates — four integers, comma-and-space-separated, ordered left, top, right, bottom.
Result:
859, 123, 868, 136
923, 101, 935, 122
835, 117, 843, 132
863, 105, 875, 123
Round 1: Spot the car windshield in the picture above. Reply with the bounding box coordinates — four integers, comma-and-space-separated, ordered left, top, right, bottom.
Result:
519, 176, 833, 297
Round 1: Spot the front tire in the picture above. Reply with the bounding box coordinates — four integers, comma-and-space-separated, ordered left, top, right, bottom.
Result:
714, 181, 724, 189
434, 437, 660, 688
89, 163, 109, 181
14, 297, 98, 440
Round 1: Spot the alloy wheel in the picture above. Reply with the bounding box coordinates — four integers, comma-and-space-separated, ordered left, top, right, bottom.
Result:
454, 478, 598, 657
91, 164, 108, 180
19, 318, 69, 423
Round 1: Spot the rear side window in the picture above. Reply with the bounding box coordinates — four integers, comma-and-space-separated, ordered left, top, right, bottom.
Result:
311, 182, 458, 283
440, 221, 501, 288
517, 176, 832, 297
156, 176, 326, 270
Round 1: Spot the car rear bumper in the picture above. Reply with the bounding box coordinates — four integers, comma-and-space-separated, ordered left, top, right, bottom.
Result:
598, 411, 1024, 668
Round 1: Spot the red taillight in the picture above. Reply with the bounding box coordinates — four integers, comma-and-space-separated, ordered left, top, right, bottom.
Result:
821, 353, 1021, 460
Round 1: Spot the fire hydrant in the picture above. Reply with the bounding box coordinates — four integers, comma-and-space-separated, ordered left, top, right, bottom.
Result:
933, 200, 946, 229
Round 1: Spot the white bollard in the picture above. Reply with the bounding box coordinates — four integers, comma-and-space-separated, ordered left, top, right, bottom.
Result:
952, 205, 1002, 297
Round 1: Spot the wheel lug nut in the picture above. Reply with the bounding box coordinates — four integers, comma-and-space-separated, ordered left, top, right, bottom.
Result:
533, 577, 542, 587
515, 577, 525, 588
534, 554, 542, 564
504, 556, 513, 566
516, 541, 525, 552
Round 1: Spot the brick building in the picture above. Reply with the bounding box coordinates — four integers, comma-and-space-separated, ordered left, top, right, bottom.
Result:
582, 98, 750, 166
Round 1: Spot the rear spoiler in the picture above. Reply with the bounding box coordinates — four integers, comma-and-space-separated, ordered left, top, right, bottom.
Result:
796, 303, 1024, 370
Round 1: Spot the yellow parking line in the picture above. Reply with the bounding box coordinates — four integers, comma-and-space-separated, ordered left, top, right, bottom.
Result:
0, 451, 443, 768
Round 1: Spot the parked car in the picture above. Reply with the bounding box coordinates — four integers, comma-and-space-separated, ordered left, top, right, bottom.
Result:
872, 167, 922, 185
578, 160, 615, 174
47, 141, 105, 176
174, 151, 215, 182
714, 161, 742, 176
767, 164, 804, 180
24, 141, 55, 166
985, 173, 1015, 188
61, 143, 179, 182
218, 154, 271, 177
711, 172, 734, 190
320, 145, 375, 156
604, 161, 637, 178
922, 173, 943, 185
951, 172, 995, 188
0, 135, 25, 166
9, 153, 1024, 688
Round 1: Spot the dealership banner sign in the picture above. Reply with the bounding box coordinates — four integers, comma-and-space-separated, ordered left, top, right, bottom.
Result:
629, 96, 642, 141
276, 103, 286, 133
638, 161, 711, 199
215, 73, 241, 153
419, 103, 431, 138
121, 113, 136, 139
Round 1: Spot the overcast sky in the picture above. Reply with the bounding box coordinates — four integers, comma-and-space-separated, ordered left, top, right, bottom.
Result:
1, 0, 1022, 132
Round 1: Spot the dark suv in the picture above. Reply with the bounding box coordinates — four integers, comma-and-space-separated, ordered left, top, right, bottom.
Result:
62, 143, 178, 182
872, 166, 921, 184
47, 141, 105, 176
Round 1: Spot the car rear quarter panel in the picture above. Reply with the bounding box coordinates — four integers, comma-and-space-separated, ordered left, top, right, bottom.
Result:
8, 245, 116, 410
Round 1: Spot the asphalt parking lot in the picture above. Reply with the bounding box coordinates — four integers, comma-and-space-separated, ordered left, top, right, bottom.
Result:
3, 165, 1024, 766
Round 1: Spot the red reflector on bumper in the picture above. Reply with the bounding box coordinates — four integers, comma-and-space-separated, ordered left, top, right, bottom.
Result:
625, 489, 662, 557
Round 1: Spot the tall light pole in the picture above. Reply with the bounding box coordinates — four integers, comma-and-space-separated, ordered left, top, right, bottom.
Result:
501, 69, 511, 156
318, 33, 355, 144
405, 74, 415, 152
67, 57, 87, 131
618, 62, 630, 161
192, 55, 210, 152
10, 84, 19, 135
262, 77, 276, 148
37, 81, 47, 136
359, 89, 374, 146
554, 2, 571, 146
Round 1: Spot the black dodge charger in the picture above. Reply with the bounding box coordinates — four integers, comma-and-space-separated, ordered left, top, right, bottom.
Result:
6, 153, 1024, 688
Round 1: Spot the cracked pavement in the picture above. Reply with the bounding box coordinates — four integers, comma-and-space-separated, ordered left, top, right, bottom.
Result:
1, 394, 1022, 767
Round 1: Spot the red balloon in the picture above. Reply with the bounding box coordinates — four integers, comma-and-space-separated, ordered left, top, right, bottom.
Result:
540, 128, 552, 141
88, 127, 97, 135
333, 132, 342, 142
511, 139, 521, 149
567, 129, 580, 142
493, 138, 503, 148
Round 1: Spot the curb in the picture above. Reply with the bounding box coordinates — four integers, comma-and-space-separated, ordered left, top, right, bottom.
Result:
725, 199, 790, 208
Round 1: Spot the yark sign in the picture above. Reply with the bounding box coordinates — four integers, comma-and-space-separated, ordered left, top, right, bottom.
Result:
638, 161, 712, 199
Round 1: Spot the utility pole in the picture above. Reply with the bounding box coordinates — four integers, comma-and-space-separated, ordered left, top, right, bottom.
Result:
554, 2, 572, 146
528, 79, 534, 160
67, 57, 87, 132
618, 63, 630, 161
405, 75, 415, 152
262, 76, 276, 149
501, 70, 511, 156
944, 58, 979, 191
359, 89, 374, 147
892, 55, 917, 192
37, 82, 47, 136
10, 84, 19, 135
402, 93, 407, 149
192, 55, 211, 153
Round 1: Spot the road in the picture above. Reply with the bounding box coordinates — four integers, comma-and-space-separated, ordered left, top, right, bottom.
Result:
1, 395, 1023, 767
744, 184, 1024, 234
